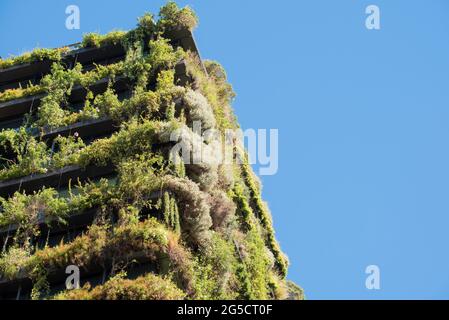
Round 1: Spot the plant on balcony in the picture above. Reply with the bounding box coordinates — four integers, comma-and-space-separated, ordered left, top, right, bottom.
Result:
0, 47, 69, 70
82, 31, 128, 48
0, 136, 49, 181
53, 272, 185, 300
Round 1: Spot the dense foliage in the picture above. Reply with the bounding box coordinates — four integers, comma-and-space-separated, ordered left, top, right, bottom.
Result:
0, 2, 302, 300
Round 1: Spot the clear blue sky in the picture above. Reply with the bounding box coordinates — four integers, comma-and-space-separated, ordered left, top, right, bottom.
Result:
2, 0, 449, 300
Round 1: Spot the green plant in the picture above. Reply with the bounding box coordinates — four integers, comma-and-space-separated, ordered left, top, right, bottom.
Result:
0, 84, 44, 103
51, 135, 86, 168
149, 38, 185, 73
78, 120, 161, 167
53, 273, 185, 300
137, 13, 156, 36
81, 31, 127, 48
123, 42, 151, 89
239, 150, 288, 278
115, 154, 165, 207
163, 192, 181, 234
0, 47, 69, 70
287, 280, 305, 300
231, 183, 255, 231
93, 88, 122, 119
158, 1, 198, 32
0, 246, 31, 280
36, 63, 82, 129
14, 218, 193, 295
30, 261, 50, 300
68, 178, 116, 214
0, 189, 68, 228
162, 175, 212, 247
183, 89, 216, 130
156, 69, 185, 108
0, 128, 28, 169
120, 89, 159, 121
192, 232, 239, 299
208, 190, 236, 231
185, 53, 237, 131
0, 136, 50, 181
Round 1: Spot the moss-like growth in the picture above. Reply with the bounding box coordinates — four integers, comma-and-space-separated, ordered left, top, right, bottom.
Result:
0, 84, 43, 103
53, 273, 185, 300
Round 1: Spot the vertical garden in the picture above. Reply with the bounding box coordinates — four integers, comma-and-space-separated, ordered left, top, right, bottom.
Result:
0, 2, 303, 300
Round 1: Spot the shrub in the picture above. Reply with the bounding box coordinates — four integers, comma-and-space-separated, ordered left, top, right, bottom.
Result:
36, 63, 82, 129
158, 2, 198, 32
237, 228, 272, 300
149, 38, 185, 73
68, 178, 116, 214
77, 95, 100, 122
119, 89, 159, 121
51, 135, 86, 169
164, 123, 220, 191
37, 97, 69, 129
162, 175, 212, 247
81, 33, 102, 48
53, 273, 185, 300
156, 69, 176, 100
123, 43, 151, 89
162, 192, 181, 235
0, 247, 30, 280
0, 128, 29, 169
78, 120, 160, 167
137, 13, 156, 35
19, 218, 193, 296
0, 189, 68, 230
0, 85, 44, 103
192, 232, 239, 299
183, 89, 216, 130
79, 61, 125, 89
0, 137, 50, 182
81, 31, 127, 48
231, 183, 255, 231
94, 88, 122, 120
0, 132, 85, 182
0, 47, 69, 70
116, 154, 164, 207
208, 191, 236, 231
205, 60, 235, 105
